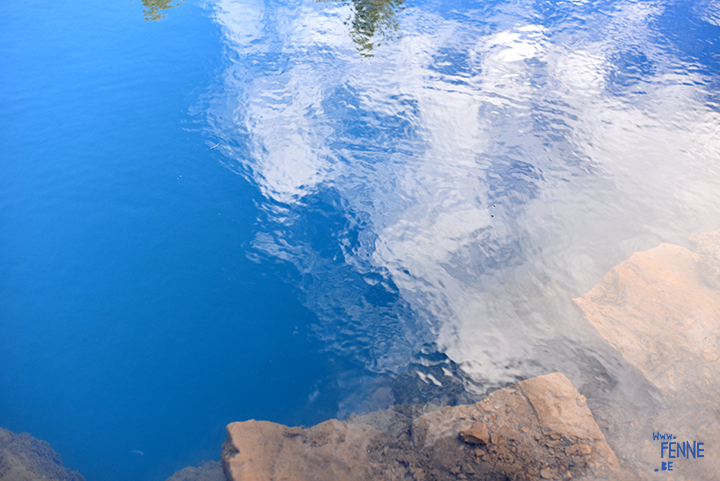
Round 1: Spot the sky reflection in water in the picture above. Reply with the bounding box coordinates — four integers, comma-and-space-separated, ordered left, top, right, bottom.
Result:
1, 1, 719, 480
201, 0, 720, 404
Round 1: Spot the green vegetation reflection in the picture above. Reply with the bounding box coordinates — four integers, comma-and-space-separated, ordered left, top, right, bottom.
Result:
142, 0, 184, 21
322, 0, 406, 57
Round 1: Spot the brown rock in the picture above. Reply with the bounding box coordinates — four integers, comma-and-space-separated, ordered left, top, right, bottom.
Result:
459, 422, 490, 445
412, 373, 626, 479
539, 467, 557, 479
565, 444, 592, 456
222, 373, 629, 481
518, 372, 604, 441
222, 419, 377, 481
703, 349, 719, 362
574, 234, 720, 398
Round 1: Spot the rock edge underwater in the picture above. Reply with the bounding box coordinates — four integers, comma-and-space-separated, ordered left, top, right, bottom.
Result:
4, 231, 719, 481
216, 229, 720, 481
221, 372, 628, 481
0, 427, 85, 481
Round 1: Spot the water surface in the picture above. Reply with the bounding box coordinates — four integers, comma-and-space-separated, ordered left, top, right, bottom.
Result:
1, 0, 720, 480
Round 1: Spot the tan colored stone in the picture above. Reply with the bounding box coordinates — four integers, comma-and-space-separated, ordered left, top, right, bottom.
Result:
566, 444, 592, 456
519, 372, 605, 441
222, 419, 377, 481
540, 467, 557, 479
222, 373, 630, 481
574, 236, 720, 398
459, 421, 490, 445
412, 372, 623, 480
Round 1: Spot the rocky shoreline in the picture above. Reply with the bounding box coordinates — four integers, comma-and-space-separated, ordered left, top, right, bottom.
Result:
213, 229, 720, 481
221, 372, 628, 481
3, 230, 718, 481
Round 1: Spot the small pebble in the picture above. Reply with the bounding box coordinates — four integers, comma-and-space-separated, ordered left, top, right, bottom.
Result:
703, 350, 719, 362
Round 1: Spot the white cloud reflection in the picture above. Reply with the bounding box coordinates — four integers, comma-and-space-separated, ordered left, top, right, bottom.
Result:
204, 0, 720, 394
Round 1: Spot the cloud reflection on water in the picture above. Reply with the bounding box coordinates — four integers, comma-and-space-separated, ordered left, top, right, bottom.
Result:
202, 0, 720, 406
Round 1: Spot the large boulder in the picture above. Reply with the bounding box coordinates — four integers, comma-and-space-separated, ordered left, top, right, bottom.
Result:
411, 372, 624, 481
222, 419, 378, 481
573, 231, 720, 480
574, 232, 720, 399
222, 372, 626, 480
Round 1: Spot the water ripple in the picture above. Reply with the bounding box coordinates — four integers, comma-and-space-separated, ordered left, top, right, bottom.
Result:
201, 0, 720, 405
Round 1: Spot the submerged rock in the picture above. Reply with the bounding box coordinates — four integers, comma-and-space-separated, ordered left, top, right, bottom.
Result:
222, 419, 377, 481
222, 372, 627, 480
0, 427, 85, 481
221, 231, 720, 481
165, 461, 225, 481
574, 231, 720, 399
410, 372, 624, 481
573, 230, 720, 480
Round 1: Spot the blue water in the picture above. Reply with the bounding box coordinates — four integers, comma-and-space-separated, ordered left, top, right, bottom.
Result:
2, 0, 720, 480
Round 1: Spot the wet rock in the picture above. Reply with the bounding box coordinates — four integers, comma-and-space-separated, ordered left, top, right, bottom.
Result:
222, 373, 627, 480
539, 467, 557, 479
573, 231, 720, 481
703, 349, 719, 362
413, 372, 624, 481
222, 419, 378, 481
574, 232, 720, 399
459, 422, 489, 445
165, 461, 225, 481
0, 427, 85, 481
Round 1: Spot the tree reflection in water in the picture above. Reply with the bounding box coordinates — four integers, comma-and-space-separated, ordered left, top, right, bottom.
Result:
321, 0, 406, 57
142, 0, 184, 21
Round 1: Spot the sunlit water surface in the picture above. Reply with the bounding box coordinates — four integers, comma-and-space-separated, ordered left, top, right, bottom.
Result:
1, 0, 719, 480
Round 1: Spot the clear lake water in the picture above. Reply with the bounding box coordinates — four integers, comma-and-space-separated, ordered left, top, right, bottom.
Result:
1, 0, 720, 479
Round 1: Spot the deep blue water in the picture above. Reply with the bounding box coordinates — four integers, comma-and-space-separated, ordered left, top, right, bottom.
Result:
2, 0, 720, 480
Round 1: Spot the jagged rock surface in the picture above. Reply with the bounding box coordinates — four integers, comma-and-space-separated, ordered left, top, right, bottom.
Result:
222, 372, 627, 481
0, 428, 85, 481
